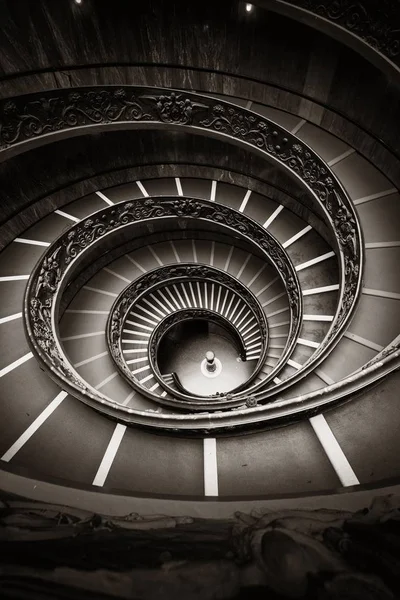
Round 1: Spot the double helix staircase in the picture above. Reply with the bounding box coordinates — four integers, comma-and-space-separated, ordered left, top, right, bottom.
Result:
0, 83, 399, 498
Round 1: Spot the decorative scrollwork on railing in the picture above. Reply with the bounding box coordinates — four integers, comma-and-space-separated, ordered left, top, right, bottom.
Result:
21, 177, 397, 428
195, 102, 362, 347
3, 86, 363, 366
15, 86, 368, 426
0, 89, 153, 147
28, 247, 86, 391
25, 195, 301, 412
106, 265, 269, 408
362, 335, 400, 369
108, 264, 267, 345
282, 0, 400, 63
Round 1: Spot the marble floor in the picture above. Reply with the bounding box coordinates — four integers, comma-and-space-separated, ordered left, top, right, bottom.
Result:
158, 320, 255, 395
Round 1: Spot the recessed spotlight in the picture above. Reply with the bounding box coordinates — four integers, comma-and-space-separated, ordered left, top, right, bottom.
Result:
245, 3, 253, 12
75, 0, 82, 4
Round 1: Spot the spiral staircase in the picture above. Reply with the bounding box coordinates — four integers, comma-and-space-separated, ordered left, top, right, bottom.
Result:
0, 0, 399, 510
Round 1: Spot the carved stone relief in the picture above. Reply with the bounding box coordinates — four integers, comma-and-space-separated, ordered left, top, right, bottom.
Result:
1, 494, 399, 598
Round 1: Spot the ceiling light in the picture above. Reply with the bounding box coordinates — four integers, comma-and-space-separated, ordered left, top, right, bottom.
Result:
75, 0, 82, 4
245, 3, 253, 12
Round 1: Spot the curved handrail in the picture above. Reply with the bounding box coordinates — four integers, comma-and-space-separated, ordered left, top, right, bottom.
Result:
149, 309, 252, 400
1, 85, 362, 355
24, 196, 302, 412
21, 182, 383, 429
257, 0, 400, 77
107, 264, 269, 407
22, 177, 399, 428
17, 86, 368, 428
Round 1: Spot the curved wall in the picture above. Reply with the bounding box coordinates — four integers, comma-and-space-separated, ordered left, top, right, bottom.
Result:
0, 130, 333, 246
257, 0, 400, 77
0, 0, 399, 163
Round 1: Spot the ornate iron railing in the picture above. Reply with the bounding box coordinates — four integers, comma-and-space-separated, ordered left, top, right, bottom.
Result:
21, 175, 400, 428
15, 85, 373, 429
107, 264, 269, 408
262, 0, 400, 73
9, 85, 363, 376
24, 196, 302, 411
0, 88, 362, 306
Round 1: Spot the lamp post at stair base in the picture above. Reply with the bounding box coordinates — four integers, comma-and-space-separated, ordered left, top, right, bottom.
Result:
201, 351, 222, 378
205, 351, 217, 373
